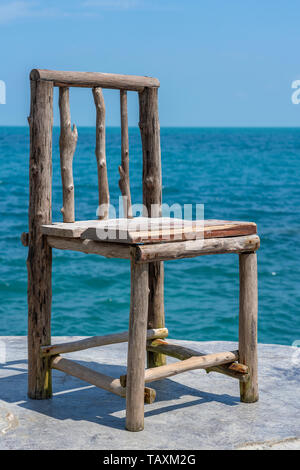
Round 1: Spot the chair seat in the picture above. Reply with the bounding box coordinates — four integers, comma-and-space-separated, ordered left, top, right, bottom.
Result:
42, 217, 257, 244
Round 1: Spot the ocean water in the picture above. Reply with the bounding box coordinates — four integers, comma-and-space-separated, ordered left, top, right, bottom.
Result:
0, 126, 299, 345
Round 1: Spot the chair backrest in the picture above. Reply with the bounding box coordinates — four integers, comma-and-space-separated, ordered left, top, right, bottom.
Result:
28, 69, 162, 224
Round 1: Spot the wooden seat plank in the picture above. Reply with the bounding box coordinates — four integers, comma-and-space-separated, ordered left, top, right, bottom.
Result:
42, 218, 256, 244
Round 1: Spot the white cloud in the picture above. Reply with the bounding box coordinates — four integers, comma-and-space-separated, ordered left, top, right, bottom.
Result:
0, 1, 35, 23
0, 0, 98, 23
0, 1, 59, 23
83, 0, 142, 9
0, 0, 176, 24
82, 0, 177, 12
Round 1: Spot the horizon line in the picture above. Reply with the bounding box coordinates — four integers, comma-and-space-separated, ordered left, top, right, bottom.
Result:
1, 125, 300, 129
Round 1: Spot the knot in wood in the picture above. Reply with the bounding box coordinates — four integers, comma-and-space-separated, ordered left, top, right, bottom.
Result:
145, 176, 154, 188
21, 232, 29, 247
31, 164, 38, 175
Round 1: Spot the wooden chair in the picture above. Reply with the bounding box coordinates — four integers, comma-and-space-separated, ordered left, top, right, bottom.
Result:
23, 69, 259, 432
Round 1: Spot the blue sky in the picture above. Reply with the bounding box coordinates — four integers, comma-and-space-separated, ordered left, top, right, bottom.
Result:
0, 0, 300, 126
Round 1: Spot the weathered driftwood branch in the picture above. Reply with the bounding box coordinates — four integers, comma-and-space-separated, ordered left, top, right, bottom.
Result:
27, 79, 53, 399
119, 90, 132, 218
139, 87, 165, 369
133, 235, 260, 263
139, 87, 162, 217
30, 69, 160, 91
93, 87, 109, 220
46, 236, 131, 259
41, 328, 168, 356
51, 356, 156, 404
146, 340, 249, 382
121, 350, 239, 386
59, 87, 78, 222
239, 253, 259, 402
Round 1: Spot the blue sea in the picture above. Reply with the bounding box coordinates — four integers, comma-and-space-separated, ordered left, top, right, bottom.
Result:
0, 127, 299, 345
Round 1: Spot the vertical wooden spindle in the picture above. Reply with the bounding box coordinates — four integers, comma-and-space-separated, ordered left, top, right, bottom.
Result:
119, 90, 132, 218
59, 87, 77, 223
139, 87, 165, 368
239, 252, 259, 403
27, 78, 53, 399
126, 259, 149, 431
93, 87, 110, 220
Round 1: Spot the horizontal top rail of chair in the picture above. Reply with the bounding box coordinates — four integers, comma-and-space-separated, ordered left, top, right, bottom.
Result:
45, 233, 259, 261
133, 234, 260, 262
41, 218, 257, 243
41, 328, 168, 356
30, 69, 160, 91
46, 236, 131, 259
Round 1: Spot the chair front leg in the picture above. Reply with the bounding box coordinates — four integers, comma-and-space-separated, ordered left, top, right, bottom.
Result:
126, 259, 149, 431
239, 252, 259, 403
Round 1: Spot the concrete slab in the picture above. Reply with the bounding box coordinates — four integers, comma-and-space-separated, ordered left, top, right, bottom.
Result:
0, 337, 299, 450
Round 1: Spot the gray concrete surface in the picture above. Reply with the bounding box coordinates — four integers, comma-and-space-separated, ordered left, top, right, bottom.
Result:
0, 337, 299, 450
